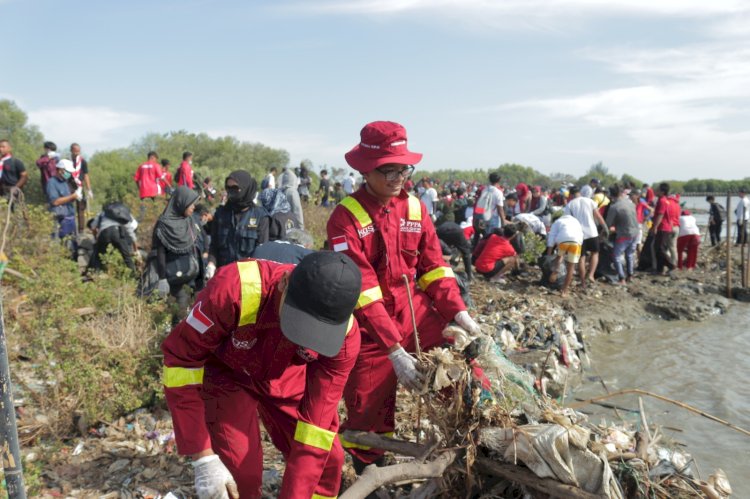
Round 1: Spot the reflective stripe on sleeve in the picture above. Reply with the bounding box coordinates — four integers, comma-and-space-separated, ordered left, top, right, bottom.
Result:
311, 494, 336, 499
340, 196, 373, 228
163, 366, 204, 388
237, 260, 262, 326
356, 286, 383, 309
294, 420, 336, 451
417, 266, 456, 290
407, 195, 421, 221
339, 432, 394, 450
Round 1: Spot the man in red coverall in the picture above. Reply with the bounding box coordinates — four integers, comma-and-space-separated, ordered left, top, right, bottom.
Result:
162, 252, 362, 499
327, 121, 481, 471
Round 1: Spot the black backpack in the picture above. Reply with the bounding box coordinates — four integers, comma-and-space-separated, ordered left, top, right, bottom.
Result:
103, 202, 132, 224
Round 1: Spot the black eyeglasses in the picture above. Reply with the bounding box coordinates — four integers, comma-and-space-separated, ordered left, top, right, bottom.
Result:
375, 165, 414, 181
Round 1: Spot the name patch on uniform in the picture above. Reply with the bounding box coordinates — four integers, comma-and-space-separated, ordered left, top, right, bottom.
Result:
186, 301, 214, 334
232, 336, 257, 350
400, 219, 422, 233
247, 218, 258, 229
332, 235, 348, 252
357, 225, 376, 238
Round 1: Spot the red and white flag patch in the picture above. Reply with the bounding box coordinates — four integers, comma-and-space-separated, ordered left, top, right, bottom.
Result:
186, 301, 214, 334
331, 235, 349, 252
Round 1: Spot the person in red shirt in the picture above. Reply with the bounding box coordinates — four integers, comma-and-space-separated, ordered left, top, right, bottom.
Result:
160, 159, 174, 195
327, 121, 480, 472
515, 182, 531, 213
649, 183, 676, 274
667, 193, 682, 268
162, 253, 362, 499
474, 225, 519, 283
133, 151, 164, 199
642, 183, 655, 206
177, 151, 195, 190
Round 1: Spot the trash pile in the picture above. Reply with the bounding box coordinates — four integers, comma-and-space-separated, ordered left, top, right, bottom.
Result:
358, 329, 734, 498
472, 284, 587, 398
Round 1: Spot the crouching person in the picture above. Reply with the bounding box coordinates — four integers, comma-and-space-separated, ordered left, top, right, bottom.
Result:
546, 214, 584, 296
473, 225, 520, 284
162, 252, 362, 499
88, 202, 138, 273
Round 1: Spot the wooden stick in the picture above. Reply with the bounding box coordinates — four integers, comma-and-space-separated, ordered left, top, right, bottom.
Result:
567, 388, 750, 438
402, 274, 423, 444
340, 430, 430, 458
638, 396, 652, 441
340, 450, 457, 499
474, 458, 604, 499
742, 221, 747, 287
726, 192, 732, 299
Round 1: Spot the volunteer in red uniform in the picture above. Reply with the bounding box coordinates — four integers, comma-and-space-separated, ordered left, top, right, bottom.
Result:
133, 151, 164, 199
162, 252, 362, 499
326, 121, 481, 471
177, 151, 195, 189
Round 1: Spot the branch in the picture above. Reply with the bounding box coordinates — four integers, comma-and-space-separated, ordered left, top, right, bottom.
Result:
474, 458, 606, 499
340, 450, 457, 499
340, 430, 433, 458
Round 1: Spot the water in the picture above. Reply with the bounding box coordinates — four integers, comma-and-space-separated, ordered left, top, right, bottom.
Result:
681, 195, 741, 240
571, 304, 750, 494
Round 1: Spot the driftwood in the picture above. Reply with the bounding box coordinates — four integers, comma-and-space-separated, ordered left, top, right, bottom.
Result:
340, 430, 432, 458
340, 450, 457, 499
474, 458, 606, 499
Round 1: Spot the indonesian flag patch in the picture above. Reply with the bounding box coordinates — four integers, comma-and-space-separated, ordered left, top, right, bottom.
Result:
332, 235, 349, 252
186, 301, 214, 334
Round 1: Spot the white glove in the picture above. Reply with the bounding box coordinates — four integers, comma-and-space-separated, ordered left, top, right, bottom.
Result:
454, 310, 481, 336
74, 187, 83, 201
206, 262, 216, 280
87, 189, 94, 200
192, 455, 239, 499
157, 279, 170, 298
388, 347, 424, 391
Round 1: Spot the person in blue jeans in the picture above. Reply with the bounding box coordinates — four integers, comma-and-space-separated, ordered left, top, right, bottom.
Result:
606, 184, 640, 284
46, 159, 81, 239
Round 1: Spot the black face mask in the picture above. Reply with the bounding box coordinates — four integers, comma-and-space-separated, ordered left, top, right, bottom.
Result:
227, 190, 243, 203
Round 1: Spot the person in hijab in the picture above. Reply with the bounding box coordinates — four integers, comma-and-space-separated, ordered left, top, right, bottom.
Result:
279, 167, 304, 228
206, 171, 270, 279
259, 188, 298, 241
153, 186, 202, 320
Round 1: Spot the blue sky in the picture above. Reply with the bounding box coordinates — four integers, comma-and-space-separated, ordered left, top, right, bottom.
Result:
3, 0, 749, 180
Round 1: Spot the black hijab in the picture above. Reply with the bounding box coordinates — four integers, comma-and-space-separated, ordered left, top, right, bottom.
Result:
226, 170, 258, 212
154, 186, 200, 254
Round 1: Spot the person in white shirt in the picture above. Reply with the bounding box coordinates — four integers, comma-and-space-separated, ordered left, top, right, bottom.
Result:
735, 188, 750, 245
342, 172, 355, 195
514, 213, 547, 236
677, 210, 701, 269
564, 186, 608, 283
546, 214, 584, 296
420, 178, 438, 221
579, 178, 599, 198
262, 167, 276, 190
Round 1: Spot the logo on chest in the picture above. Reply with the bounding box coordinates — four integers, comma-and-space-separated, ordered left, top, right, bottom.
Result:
231, 332, 258, 350
357, 225, 376, 238
400, 218, 422, 233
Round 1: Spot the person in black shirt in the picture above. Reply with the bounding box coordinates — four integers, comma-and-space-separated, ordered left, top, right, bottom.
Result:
0, 139, 28, 199
318, 169, 331, 207
706, 195, 723, 247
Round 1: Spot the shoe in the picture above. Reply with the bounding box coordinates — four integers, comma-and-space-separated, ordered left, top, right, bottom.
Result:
489, 274, 506, 284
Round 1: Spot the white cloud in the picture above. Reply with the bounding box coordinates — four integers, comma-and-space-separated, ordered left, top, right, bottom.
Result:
27, 106, 151, 152
206, 127, 352, 170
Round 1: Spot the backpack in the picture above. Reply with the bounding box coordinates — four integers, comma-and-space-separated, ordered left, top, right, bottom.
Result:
476, 187, 495, 222
715, 203, 726, 223
103, 202, 132, 224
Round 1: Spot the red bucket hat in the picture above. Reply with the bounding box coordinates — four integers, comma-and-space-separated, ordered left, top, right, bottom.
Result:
345, 121, 423, 174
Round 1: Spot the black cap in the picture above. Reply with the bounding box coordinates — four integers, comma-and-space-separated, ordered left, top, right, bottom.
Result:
280, 251, 362, 357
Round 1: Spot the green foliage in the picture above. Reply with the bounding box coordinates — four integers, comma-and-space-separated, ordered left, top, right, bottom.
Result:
89, 130, 290, 206
576, 161, 619, 188
521, 232, 547, 265
0, 100, 47, 204
620, 173, 644, 188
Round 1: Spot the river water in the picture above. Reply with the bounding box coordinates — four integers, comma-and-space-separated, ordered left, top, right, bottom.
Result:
570, 304, 750, 494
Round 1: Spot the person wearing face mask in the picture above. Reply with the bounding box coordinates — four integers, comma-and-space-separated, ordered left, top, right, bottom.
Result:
327, 121, 481, 474
206, 171, 270, 279
46, 159, 82, 239
152, 186, 203, 321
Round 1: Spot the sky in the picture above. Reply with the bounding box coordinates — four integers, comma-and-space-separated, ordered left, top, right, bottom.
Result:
2, 0, 749, 180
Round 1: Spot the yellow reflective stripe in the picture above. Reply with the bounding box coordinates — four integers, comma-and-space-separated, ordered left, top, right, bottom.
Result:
237, 260, 262, 326
417, 266, 456, 290
311, 494, 336, 499
163, 366, 204, 388
339, 432, 394, 450
407, 195, 421, 221
356, 286, 383, 309
294, 421, 336, 451
340, 196, 373, 228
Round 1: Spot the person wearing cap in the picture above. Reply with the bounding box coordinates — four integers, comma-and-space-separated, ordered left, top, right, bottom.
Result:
46, 159, 82, 239
327, 120, 480, 471
161, 252, 362, 499
580, 178, 599, 199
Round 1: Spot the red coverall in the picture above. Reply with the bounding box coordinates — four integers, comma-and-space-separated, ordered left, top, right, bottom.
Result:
133, 160, 163, 199
327, 187, 465, 464
162, 259, 361, 499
